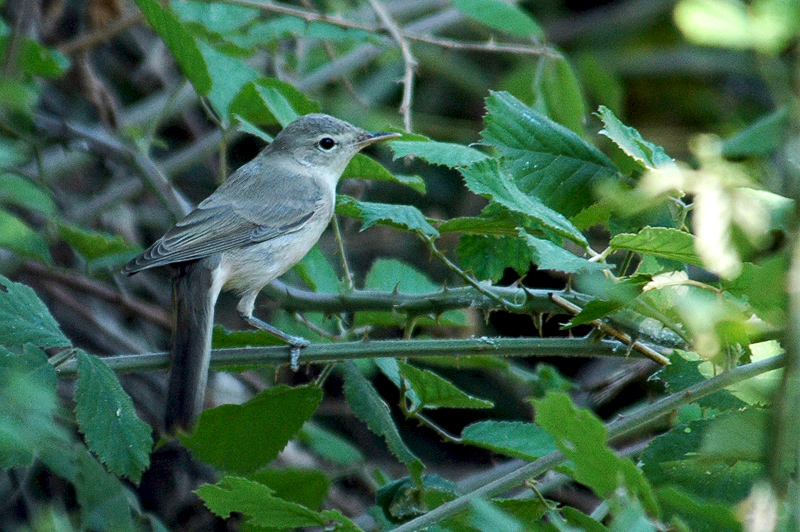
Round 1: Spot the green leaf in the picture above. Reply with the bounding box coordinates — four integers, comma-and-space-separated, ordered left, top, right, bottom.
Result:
390, 140, 490, 168
293, 245, 341, 293
245, 16, 306, 42
0, 36, 70, 78
344, 153, 425, 194
657, 487, 742, 532
457, 234, 534, 281
608, 495, 656, 532
253, 83, 298, 126
377, 474, 458, 523
722, 107, 790, 158
74, 449, 137, 532
249, 468, 329, 511
482, 91, 617, 219
364, 258, 438, 293
133, 0, 212, 93
597, 106, 675, 171
470, 498, 524, 532
650, 350, 745, 411
197, 476, 325, 528
534, 392, 658, 514
181, 384, 322, 474
0, 209, 50, 262
438, 214, 519, 237
342, 361, 424, 484
610, 227, 703, 266
0, 275, 70, 350
461, 421, 557, 460
0, 80, 38, 116
229, 78, 320, 125
0, 345, 73, 474
640, 418, 760, 504
398, 361, 493, 410
75, 351, 152, 483
297, 423, 364, 467
520, 231, 610, 273
460, 159, 587, 245
562, 506, 612, 532
565, 275, 651, 327
243, 16, 377, 46
358, 259, 468, 328
305, 21, 374, 42
699, 407, 768, 462
451, 0, 543, 37
532, 56, 587, 137
172, 0, 260, 34
336, 195, 439, 237
0, 173, 57, 216
59, 224, 140, 273
233, 114, 273, 142
724, 253, 787, 326
319, 509, 362, 532
197, 40, 258, 118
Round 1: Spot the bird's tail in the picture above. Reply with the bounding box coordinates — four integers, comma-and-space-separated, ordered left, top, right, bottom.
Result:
165, 261, 217, 433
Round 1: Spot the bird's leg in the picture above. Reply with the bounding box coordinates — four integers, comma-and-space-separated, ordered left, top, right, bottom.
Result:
237, 293, 309, 370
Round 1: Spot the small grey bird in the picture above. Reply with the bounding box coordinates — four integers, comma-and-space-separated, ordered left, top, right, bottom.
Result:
123, 113, 399, 432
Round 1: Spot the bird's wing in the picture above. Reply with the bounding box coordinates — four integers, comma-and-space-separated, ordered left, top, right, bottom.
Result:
123, 173, 324, 274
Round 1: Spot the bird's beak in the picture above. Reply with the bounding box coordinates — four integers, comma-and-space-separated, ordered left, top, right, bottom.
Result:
355, 131, 402, 148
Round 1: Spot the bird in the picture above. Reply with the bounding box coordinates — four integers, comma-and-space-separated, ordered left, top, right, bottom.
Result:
123, 113, 399, 432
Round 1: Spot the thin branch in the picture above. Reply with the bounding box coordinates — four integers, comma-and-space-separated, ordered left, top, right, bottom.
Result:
207, 0, 378, 32
389, 353, 785, 532
332, 216, 355, 291
549, 293, 670, 365
405, 34, 561, 59
423, 234, 513, 310
58, 12, 146, 55
366, 0, 417, 131
20, 261, 171, 329
54, 336, 648, 377
34, 114, 192, 219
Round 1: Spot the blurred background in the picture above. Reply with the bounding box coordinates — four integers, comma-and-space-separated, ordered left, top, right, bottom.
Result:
0, 0, 797, 529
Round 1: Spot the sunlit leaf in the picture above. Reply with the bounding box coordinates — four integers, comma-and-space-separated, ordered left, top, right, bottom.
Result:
597, 106, 676, 171
482, 91, 617, 219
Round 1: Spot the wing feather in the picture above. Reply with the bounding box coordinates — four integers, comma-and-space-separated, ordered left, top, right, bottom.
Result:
123, 169, 325, 274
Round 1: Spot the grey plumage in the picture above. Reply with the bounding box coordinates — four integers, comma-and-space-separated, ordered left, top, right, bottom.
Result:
124, 113, 399, 432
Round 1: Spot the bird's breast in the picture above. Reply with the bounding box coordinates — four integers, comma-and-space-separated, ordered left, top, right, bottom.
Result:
217, 207, 332, 296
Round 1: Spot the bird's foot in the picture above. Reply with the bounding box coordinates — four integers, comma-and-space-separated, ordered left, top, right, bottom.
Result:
240, 313, 310, 370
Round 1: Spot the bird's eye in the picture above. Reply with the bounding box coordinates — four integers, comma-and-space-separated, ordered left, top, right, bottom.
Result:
318, 137, 336, 150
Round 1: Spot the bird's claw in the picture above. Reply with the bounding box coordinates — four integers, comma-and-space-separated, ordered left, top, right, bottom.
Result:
288, 337, 310, 371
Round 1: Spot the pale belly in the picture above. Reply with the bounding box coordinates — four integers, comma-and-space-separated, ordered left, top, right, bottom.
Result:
217, 213, 331, 296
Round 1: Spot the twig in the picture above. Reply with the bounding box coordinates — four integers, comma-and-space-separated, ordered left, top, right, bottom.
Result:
55, 336, 651, 376
332, 216, 355, 291
405, 34, 561, 59
40, 281, 145, 354
549, 293, 670, 365
58, 12, 146, 55
366, 0, 417, 131
2, 0, 36, 76
20, 261, 171, 329
388, 353, 785, 532
206, 0, 377, 32
34, 114, 192, 219
422, 234, 513, 310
